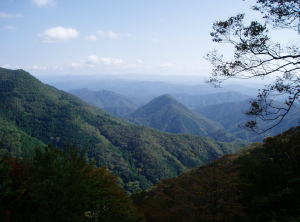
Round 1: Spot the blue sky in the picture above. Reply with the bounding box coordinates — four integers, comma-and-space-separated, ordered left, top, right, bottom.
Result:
1, 0, 268, 78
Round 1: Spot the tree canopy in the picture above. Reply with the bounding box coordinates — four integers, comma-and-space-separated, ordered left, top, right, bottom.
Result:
0, 145, 142, 222
207, 0, 300, 133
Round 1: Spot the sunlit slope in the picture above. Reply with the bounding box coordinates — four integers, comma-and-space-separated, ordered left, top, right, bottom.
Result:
128, 94, 238, 142
0, 67, 245, 191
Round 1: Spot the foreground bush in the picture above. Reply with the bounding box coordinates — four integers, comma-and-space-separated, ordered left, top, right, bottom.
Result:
0, 145, 142, 222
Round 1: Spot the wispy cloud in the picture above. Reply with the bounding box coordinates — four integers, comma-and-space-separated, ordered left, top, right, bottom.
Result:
85, 34, 98, 41
38, 26, 79, 43
3, 25, 17, 30
85, 30, 131, 41
0, 12, 23, 18
136, 59, 144, 64
97, 30, 121, 40
27, 65, 48, 70
71, 55, 125, 69
87, 55, 124, 65
159, 63, 175, 68
32, 0, 55, 7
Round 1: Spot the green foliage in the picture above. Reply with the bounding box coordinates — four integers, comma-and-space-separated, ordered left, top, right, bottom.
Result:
207, 0, 299, 132
134, 127, 300, 222
236, 127, 300, 222
0, 116, 45, 157
0, 145, 142, 222
0, 67, 246, 191
128, 94, 239, 142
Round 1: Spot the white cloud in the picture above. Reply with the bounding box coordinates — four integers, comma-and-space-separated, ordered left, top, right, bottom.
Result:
87, 55, 124, 65
70, 55, 125, 69
86, 35, 98, 41
32, 0, 55, 7
38, 26, 79, 43
97, 30, 120, 39
136, 59, 144, 64
1, 64, 13, 69
0, 12, 23, 18
71, 62, 83, 68
3, 25, 16, 30
28, 65, 48, 70
151, 38, 160, 43
160, 63, 175, 68
96, 30, 131, 40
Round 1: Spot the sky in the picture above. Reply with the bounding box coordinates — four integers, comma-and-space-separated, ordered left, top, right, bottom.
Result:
0, 0, 292, 81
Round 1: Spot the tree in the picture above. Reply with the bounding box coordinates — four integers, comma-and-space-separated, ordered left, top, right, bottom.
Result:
207, 0, 300, 133
0, 145, 142, 222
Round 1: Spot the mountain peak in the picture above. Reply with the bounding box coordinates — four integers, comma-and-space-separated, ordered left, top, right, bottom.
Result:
145, 94, 186, 110
0, 67, 244, 191
128, 94, 238, 142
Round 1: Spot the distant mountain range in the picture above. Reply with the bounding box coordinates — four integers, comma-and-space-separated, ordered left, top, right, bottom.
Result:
49, 77, 258, 100
173, 91, 251, 109
68, 86, 298, 142
69, 88, 138, 116
197, 100, 300, 141
0, 67, 246, 191
127, 94, 238, 142
69, 87, 252, 116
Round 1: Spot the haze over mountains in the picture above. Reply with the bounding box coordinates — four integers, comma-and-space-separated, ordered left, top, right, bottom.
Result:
46, 75, 259, 101
0, 67, 246, 191
70, 88, 138, 116
127, 94, 238, 142
68, 85, 299, 142
1, 68, 299, 221
198, 100, 300, 141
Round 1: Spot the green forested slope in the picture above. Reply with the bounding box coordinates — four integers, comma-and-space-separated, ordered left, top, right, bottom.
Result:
128, 94, 238, 142
0, 116, 45, 157
0, 68, 245, 191
133, 127, 300, 222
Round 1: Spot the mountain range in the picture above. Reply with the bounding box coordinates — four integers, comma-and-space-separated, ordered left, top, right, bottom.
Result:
69, 86, 298, 142
69, 88, 138, 116
127, 94, 238, 142
173, 91, 250, 110
197, 100, 300, 141
0, 67, 246, 191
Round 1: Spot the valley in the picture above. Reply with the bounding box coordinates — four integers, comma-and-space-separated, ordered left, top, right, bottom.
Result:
1, 0, 299, 220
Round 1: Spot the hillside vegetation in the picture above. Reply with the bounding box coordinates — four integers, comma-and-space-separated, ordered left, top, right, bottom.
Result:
0, 145, 142, 222
0, 67, 245, 191
70, 88, 138, 116
127, 94, 238, 142
134, 127, 300, 222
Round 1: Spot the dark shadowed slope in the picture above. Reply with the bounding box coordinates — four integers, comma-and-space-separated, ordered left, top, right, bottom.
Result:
134, 126, 300, 222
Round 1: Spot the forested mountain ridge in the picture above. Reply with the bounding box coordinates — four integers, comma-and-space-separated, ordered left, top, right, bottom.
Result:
127, 94, 238, 142
173, 91, 250, 110
133, 126, 300, 222
0, 67, 246, 191
197, 100, 300, 141
70, 88, 138, 116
